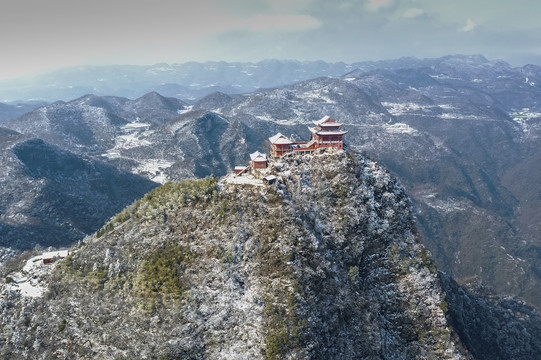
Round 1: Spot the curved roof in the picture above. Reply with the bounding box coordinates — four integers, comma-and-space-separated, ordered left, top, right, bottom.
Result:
250, 151, 267, 161
269, 133, 294, 144
312, 115, 334, 126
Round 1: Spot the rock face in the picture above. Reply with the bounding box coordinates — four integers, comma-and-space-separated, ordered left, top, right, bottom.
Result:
441, 274, 541, 360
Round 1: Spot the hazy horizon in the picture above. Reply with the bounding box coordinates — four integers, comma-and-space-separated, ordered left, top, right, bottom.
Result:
2, 0, 541, 81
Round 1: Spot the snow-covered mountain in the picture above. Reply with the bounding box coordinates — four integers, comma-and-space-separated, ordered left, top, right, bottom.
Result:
3, 55, 539, 103
2, 55, 541, 311
2, 153, 540, 359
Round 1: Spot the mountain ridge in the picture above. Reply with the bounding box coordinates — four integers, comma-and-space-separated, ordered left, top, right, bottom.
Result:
2, 55, 539, 103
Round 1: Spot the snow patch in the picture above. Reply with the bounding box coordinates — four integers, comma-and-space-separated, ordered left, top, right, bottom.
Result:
382, 102, 435, 116
134, 159, 174, 184
509, 108, 541, 135
177, 105, 193, 115
299, 89, 336, 104
6, 250, 71, 298
384, 123, 418, 134
222, 173, 264, 187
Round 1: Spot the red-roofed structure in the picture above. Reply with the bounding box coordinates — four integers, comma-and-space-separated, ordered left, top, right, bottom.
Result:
250, 151, 268, 169
269, 116, 347, 157
269, 133, 295, 157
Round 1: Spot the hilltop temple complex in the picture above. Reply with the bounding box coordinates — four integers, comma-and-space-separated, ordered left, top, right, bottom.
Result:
269, 116, 347, 158
234, 116, 347, 176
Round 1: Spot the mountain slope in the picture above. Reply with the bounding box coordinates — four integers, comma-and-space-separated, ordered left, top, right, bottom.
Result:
2, 151, 540, 359
0, 134, 157, 250
3, 93, 188, 156
0, 101, 47, 122
0, 151, 466, 358
2, 55, 541, 313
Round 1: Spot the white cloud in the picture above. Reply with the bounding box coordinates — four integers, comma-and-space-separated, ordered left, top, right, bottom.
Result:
365, 0, 393, 12
402, 8, 424, 19
460, 18, 477, 32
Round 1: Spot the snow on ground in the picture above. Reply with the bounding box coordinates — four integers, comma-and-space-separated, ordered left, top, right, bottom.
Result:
524, 77, 536, 87
438, 113, 484, 120
424, 198, 470, 214
255, 114, 275, 122
510, 108, 541, 135
6, 250, 71, 298
299, 90, 336, 104
111, 122, 153, 150
383, 123, 418, 135
429, 74, 462, 81
177, 105, 194, 115
114, 133, 152, 150
122, 121, 151, 130
134, 159, 174, 184
438, 104, 456, 110
103, 121, 155, 159
222, 173, 264, 187
381, 102, 435, 116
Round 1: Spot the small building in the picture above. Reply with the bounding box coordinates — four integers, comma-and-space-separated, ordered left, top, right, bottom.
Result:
268, 116, 347, 158
263, 175, 278, 185
250, 151, 268, 169
42, 250, 69, 265
235, 166, 248, 175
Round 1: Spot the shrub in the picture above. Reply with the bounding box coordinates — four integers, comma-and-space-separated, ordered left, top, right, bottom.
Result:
134, 242, 192, 299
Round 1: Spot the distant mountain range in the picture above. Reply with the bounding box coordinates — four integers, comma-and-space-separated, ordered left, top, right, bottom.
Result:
0, 101, 47, 121
3, 54, 538, 103
1, 55, 541, 312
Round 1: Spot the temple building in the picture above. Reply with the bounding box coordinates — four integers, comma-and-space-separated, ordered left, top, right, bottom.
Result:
269, 116, 347, 157
269, 133, 296, 157
309, 116, 347, 150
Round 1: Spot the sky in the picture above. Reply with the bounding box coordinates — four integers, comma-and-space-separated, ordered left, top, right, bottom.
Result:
1, 0, 541, 81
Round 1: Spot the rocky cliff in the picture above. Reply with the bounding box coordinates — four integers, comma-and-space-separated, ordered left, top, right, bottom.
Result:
0, 151, 539, 359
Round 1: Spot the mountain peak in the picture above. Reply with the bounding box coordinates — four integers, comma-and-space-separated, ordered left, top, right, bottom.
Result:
0, 151, 467, 358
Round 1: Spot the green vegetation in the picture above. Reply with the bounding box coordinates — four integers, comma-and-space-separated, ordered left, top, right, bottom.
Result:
440, 301, 448, 314
58, 319, 67, 333
134, 241, 192, 300
420, 248, 437, 274
348, 265, 359, 283
97, 177, 218, 238
85, 268, 108, 290
264, 287, 305, 360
